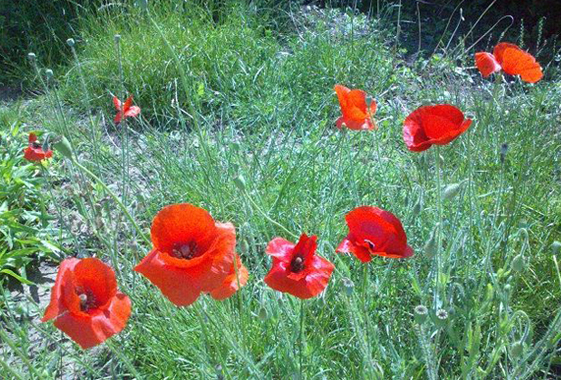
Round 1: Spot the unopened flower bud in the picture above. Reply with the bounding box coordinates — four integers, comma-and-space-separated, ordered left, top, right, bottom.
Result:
258, 307, 268, 321
414, 305, 428, 324
342, 277, 354, 296
511, 254, 525, 272
66, 38, 75, 47
412, 198, 422, 216
27, 52, 36, 61
424, 225, 439, 256
442, 182, 463, 201
53, 136, 73, 159
510, 341, 523, 358
233, 175, 246, 191
551, 241, 561, 255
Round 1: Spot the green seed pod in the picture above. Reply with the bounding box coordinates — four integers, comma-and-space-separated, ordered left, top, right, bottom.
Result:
114, 34, 121, 42
233, 175, 246, 191
414, 305, 428, 324
53, 136, 73, 159
435, 308, 448, 327
511, 254, 525, 272
66, 38, 75, 47
442, 182, 463, 201
27, 52, 36, 61
423, 225, 439, 256
258, 307, 268, 321
412, 198, 422, 216
551, 241, 561, 255
510, 341, 523, 358
45, 69, 54, 80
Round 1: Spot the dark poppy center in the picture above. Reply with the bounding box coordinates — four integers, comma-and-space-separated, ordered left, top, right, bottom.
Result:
77, 289, 97, 312
364, 239, 376, 252
290, 255, 305, 273
32, 142, 42, 149
171, 242, 200, 260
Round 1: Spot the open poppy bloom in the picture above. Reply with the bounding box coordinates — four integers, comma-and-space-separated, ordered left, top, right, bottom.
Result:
264, 234, 334, 299
403, 104, 472, 152
334, 84, 377, 130
337, 206, 413, 262
475, 42, 543, 83
24, 133, 53, 162
42, 258, 131, 349
113, 95, 140, 124
134, 203, 237, 306
209, 254, 249, 300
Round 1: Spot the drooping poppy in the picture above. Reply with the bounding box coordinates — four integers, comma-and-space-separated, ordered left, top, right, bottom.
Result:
134, 203, 236, 306
113, 95, 141, 124
42, 258, 131, 349
403, 104, 472, 152
264, 233, 334, 299
209, 254, 249, 300
337, 206, 413, 262
334, 84, 377, 130
475, 42, 543, 83
23, 133, 53, 162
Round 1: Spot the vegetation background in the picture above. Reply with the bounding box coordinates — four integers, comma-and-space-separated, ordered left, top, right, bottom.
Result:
1, 0, 560, 379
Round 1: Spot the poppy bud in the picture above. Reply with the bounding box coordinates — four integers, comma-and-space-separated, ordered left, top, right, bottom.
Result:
28, 52, 36, 61
412, 197, 422, 216
45, 69, 54, 80
414, 305, 428, 324
233, 175, 246, 191
510, 341, 523, 358
341, 277, 354, 296
114, 34, 121, 42
442, 182, 464, 201
66, 38, 75, 47
424, 224, 439, 256
435, 308, 448, 327
500, 143, 508, 164
485, 283, 494, 301
518, 227, 529, 241
511, 254, 525, 272
53, 136, 73, 159
258, 306, 268, 321
552, 241, 561, 255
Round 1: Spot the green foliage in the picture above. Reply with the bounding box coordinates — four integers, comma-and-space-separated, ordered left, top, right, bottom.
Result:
0, 107, 60, 284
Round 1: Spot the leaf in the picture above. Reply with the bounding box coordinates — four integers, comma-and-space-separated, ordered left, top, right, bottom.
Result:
0, 269, 34, 285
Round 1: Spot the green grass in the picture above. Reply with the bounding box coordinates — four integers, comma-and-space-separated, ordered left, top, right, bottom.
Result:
1, 1, 561, 379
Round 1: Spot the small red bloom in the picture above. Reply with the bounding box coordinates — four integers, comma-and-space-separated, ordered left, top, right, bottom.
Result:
475, 42, 543, 83
209, 254, 249, 300
42, 258, 131, 349
403, 104, 472, 152
334, 84, 377, 130
113, 95, 140, 124
134, 204, 236, 306
23, 133, 53, 162
337, 206, 413, 262
264, 234, 334, 299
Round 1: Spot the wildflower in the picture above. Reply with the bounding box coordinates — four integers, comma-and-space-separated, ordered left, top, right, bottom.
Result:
264, 234, 334, 299
334, 84, 377, 130
475, 42, 543, 83
403, 104, 472, 152
134, 204, 236, 306
42, 258, 131, 349
209, 254, 249, 300
113, 95, 140, 124
337, 206, 413, 262
24, 133, 53, 162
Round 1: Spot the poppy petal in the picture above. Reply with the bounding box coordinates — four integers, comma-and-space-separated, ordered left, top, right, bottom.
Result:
28, 133, 38, 143
124, 106, 141, 118
500, 47, 543, 83
475, 52, 501, 78
72, 258, 118, 311
493, 42, 521, 65
42, 258, 80, 322
53, 292, 131, 349
266, 237, 295, 260
113, 96, 122, 110
209, 254, 248, 300
336, 236, 372, 263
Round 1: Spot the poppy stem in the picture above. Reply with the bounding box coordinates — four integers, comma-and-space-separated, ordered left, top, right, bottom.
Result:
298, 299, 305, 379
72, 158, 150, 247
434, 146, 443, 306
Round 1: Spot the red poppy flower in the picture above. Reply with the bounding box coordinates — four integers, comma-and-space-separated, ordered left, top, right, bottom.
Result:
334, 84, 377, 130
134, 204, 236, 306
264, 234, 334, 299
209, 254, 249, 300
337, 206, 413, 262
475, 42, 543, 83
23, 133, 53, 162
403, 104, 472, 152
42, 258, 131, 349
113, 95, 140, 124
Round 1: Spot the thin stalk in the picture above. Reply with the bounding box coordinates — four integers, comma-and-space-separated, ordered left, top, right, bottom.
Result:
298, 299, 305, 378
72, 158, 150, 247
434, 146, 443, 307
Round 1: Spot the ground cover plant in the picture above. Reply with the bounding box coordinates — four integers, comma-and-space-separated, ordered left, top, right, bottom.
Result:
1, 1, 561, 379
